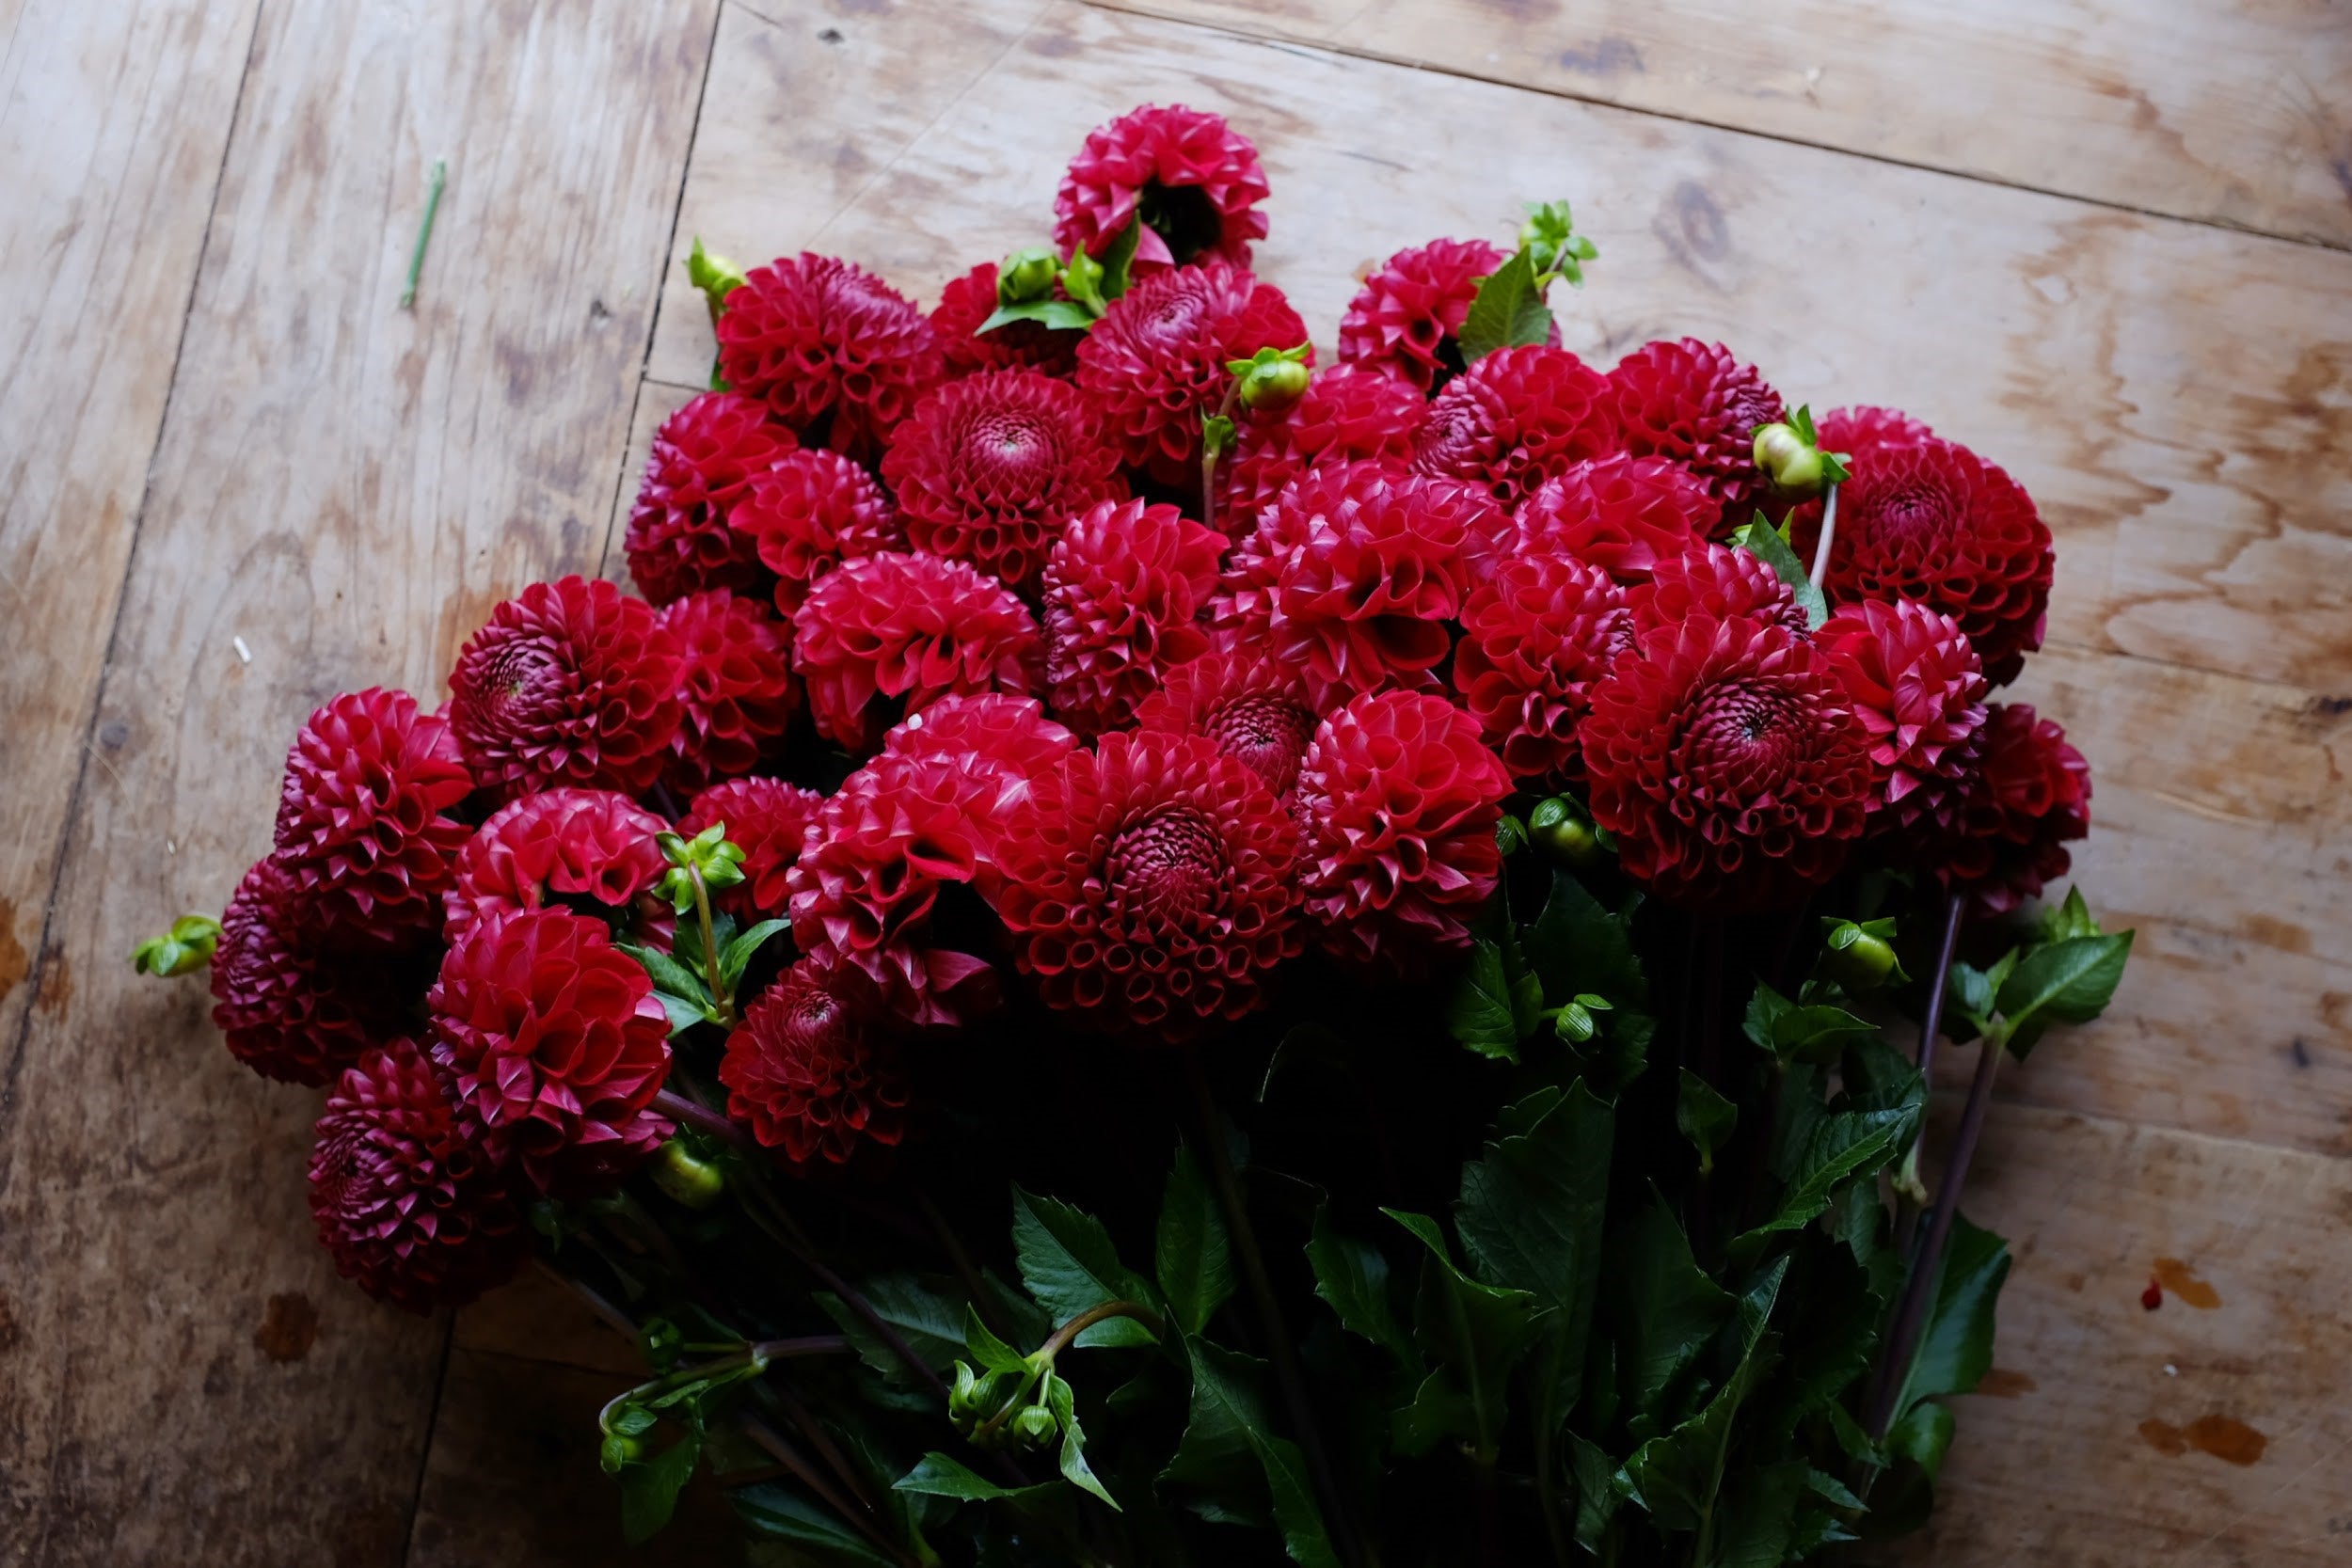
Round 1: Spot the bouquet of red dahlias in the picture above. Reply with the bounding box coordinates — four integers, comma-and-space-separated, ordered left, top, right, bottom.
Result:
144, 104, 2133, 1567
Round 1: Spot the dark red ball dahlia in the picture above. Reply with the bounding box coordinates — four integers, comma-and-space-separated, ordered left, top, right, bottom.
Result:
680, 776, 827, 919
931, 261, 1083, 379
987, 730, 1301, 1043
658, 591, 797, 790
1134, 651, 1321, 800
1606, 339, 1786, 525
881, 369, 1127, 590
444, 788, 671, 945
721, 959, 910, 1168
716, 253, 940, 459
1219, 366, 1426, 539
1514, 454, 1717, 587
310, 1037, 523, 1313
1338, 238, 1560, 393
1413, 344, 1618, 508
1076, 261, 1310, 484
1296, 691, 1512, 976
624, 391, 797, 605
1788, 436, 2053, 686
1627, 543, 1807, 636
881, 691, 1075, 779
448, 576, 685, 801
1454, 555, 1633, 784
1042, 498, 1224, 736
1819, 598, 1989, 843
213, 859, 407, 1085
790, 551, 1041, 754
1581, 614, 1874, 912
272, 688, 473, 947
734, 447, 903, 616
1927, 703, 2090, 917
427, 907, 673, 1193
1054, 103, 1270, 272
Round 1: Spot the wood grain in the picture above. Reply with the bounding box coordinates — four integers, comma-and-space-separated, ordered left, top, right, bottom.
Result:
0, 2, 715, 1561
1085, 0, 2352, 250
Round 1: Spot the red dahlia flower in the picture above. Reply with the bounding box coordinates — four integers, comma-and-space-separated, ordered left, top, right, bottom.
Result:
1788, 435, 2053, 685
272, 688, 472, 947
1514, 455, 1716, 587
1820, 404, 1935, 460
882, 369, 1127, 590
427, 907, 673, 1193
624, 391, 796, 605
213, 859, 407, 1085
448, 576, 684, 801
1581, 614, 1873, 912
1296, 691, 1512, 975
716, 253, 940, 459
1338, 238, 1558, 392
1413, 343, 1618, 508
1607, 339, 1786, 525
1054, 103, 1270, 272
735, 448, 902, 616
721, 959, 910, 1168
1454, 555, 1632, 784
444, 788, 671, 945
1220, 366, 1426, 539
658, 591, 797, 790
1042, 499, 1224, 735
931, 261, 1082, 379
1135, 652, 1321, 800
882, 691, 1075, 780
790, 551, 1041, 754
987, 731, 1301, 1044
310, 1037, 522, 1312
1076, 261, 1310, 484
1819, 598, 1988, 843
681, 777, 826, 919
1628, 543, 1806, 636
1926, 703, 2090, 917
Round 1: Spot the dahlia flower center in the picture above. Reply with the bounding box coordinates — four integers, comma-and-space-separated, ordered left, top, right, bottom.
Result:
1210, 695, 1318, 793
1870, 474, 1960, 553
961, 409, 1058, 490
478, 638, 566, 713
1676, 679, 1807, 794
1104, 806, 1228, 924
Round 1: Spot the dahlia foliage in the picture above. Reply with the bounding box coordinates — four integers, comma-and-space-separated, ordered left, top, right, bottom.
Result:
158, 105, 2132, 1568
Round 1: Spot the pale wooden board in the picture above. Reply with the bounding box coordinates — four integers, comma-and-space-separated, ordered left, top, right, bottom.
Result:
0, 1, 717, 1561
1089, 0, 2352, 251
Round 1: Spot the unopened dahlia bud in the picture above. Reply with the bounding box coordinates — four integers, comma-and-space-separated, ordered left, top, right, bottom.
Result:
999, 247, 1060, 304
639, 1316, 686, 1370
1753, 421, 1825, 497
1010, 1403, 1059, 1449
599, 1433, 643, 1473
132, 913, 223, 977
1228, 345, 1311, 414
650, 1138, 725, 1209
1528, 797, 1602, 867
688, 237, 748, 325
1820, 918, 1905, 990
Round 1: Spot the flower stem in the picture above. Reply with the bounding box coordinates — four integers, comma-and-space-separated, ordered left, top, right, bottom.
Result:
1806, 483, 1839, 592
973, 1300, 1167, 1445
1892, 891, 1968, 1244
740, 1413, 913, 1564
655, 1087, 749, 1152
1200, 382, 1241, 533
685, 859, 734, 1026
399, 157, 446, 310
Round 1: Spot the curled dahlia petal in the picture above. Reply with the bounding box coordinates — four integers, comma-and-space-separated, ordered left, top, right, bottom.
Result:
448, 576, 685, 800
716, 253, 941, 458
882, 691, 1075, 781
1297, 691, 1512, 975
212, 859, 410, 1085
790, 551, 1041, 754
310, 1037, 523, 1313
1581, 614, 1874, 913
1338, 238, 1559, 392
1454, 555, 1633, 784
1076, 261, 1310, 484
1820, 596, 1989, 856
1921, 703, 2090, 917
721, 960, 910, 1168
1053, 103, 1270, 272
1514, 455, 1717, 587
1606, 339, 1786, 526
1220, 366, 1427, 539
427, 907, 674, 1194
882, 369, 1127, 590
932, 261, 1082, 379
680, 776, 826, 919
658, 591, 797, 790
1135, 651, 1321, 800
444, 788, 671, 946
1042, 499, 1224, 736
1413, 344, 1618, 508
1788, 435, 2053, 686
1628, 543, 1807, 636
986, 731, 1301, 1044
734, 448, 903, 616
1820, 404, 1935, 459
624, 391, 797, 605
272, 688, 473, 947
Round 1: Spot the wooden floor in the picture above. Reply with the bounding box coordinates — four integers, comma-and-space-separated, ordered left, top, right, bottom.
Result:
3, 1, 2348, 1561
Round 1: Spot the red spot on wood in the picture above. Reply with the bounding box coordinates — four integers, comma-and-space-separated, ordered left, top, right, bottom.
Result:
254, 1291, 319, 1362
2139, 1414, 2267, 1466
2140, 1277, 2163, 1310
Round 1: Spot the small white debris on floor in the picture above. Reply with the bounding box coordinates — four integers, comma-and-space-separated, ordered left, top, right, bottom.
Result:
231, 635, 252, 664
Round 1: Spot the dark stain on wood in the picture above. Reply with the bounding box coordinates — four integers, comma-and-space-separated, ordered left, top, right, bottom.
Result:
254, 1291, 320, 1363
1977, 1368, 2038, 1398
0, 898, 28, 1004
35, 950, 72, 1015
0, 1288, 20, 1354
1559, 38, 1643, 76
2153, 1257, 2223, 1309
2139, 1414, 2268, 1466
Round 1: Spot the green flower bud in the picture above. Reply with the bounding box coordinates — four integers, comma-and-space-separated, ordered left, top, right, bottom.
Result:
1753, 421, 1825, 497
687, 237, 748, 326
999, 247, 1060, 304
1821, 930, 1899, 991
1009, 1403, 1059, 1449
639, 1316, 686, 1370
599, 1433, 643, 1473
1236, 355, 1310, 413
649, 1138, 726, 1210
1528, 798, 1603, 867
131, 913, 223, 977
1554, 1002, 1597, 1044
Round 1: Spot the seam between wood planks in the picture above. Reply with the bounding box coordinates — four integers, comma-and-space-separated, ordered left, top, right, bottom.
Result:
399, 1313, 461, 1568
1073, 0, 2352, 258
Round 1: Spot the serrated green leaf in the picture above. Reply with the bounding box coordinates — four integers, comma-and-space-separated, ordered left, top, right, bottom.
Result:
1447, 933, 1529, 1061
1098, 218, 1142, 303
1736, 1089, 1919, 1253
718, 918, 790, 993
978, 298, 1098, 334
1742, 979, 1879, 1065
654, 991, 710, 1037
1728, 515, 1829, 627
1995, 929, 2134, 1058
1456, 248, 1554, 362
1306, 1207, 1414, 1368
621, 1427, 702, 1544
1156, 1145, 1235, 1337
1616, 1258, 1787, 1534
619, 942, 709, 1006
1566, 1430, 1625, 1553
894, 1451, 1025, 1502
1164, 1338, 1340, 1565
1676, 1069, 1738, 1175
1894, 1212, 2010, 1418
1011, 1188, 1160, 1349
1525, 868, 1648, 1007
1385, 1209, 1548, 1463
731, 1480, 899, 1565
814, 1275, 967, 1385
1046, 1372, 1119, 1510
1608, 1195, 1734, 1422
964, 1306, 1030, 1375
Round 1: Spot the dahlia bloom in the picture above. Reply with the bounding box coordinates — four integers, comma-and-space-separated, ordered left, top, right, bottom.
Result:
988, 731, 1302, 1043
1413, 343, 1618, 508
882, 368, 1127, 590
1607, 339, 1786, 525
721, 960, 910, 1168
213, 859, 407, 1085
448, 576, 684, 800
1818, 598, 1989, 842
1054, 103, 1270, 271
881, 691, 1075, 781
1927, 704, 2090, 916
1581, 614, 1874, 912
1514, 455, 1716, 587
1220, 366, 1426, 538
310, 1037, 522, 1312
790, 551, 1041, 754
1339, 238, 1557, 392
680, 776, 827, 920
443, 788, 671, 945
1454, 555, 1633, 784
1820, 404, 1935, 460
1627, 543, 1806, 636
931, 261, 1082, 379
734, 448, 902, 616
1296, 691, 1513, 975
715, 253, 940, 458
1134, 651, 1322, 800
658, 591, 797, 790
623, 390, 796, 605
1041, 499, 1224, 735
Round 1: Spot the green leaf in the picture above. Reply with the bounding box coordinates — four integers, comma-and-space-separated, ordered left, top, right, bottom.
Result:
2038, 884, 2100, 942
1165, 1337, 1340, 1568
1893, 1212, 2010, 1418
1385, 1209, 1548, 1462
1156, 1145, 1236, 1336
1566, 1431, 1625, 1553
1526, 869, 1648, 1007
894, 1451, 1022, 1501
1728, 514, 1829, 628
1097, 217, 1142, 303
1995, 929, 2134, 1058
621, 1426, 702, 1544
1046, 1371, 1119, 1510
1447, 931, 1537, 1062
1607, 1195, 1734, 1422
1741, 979, 1877, 1065
1616, 1257, 1787, 1533
731, 1480, 899, 1566
1011, 1188, 1159, 1348
978, 297, 1098, 334
653, 990, 709, 1037
1306, 1207, 1415, 1368
1456, 248, 1555, 362
1711, 1459, 1811, 1568
718, 918, 790, 993
1676, 1069, 1738, 1175
963, 1306, 1030, 1375
1248, 1422, 1343, 1568
618, 942, 710, 1006
1736, 1080, 1920, 1251
814, 1275, 967, 1384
